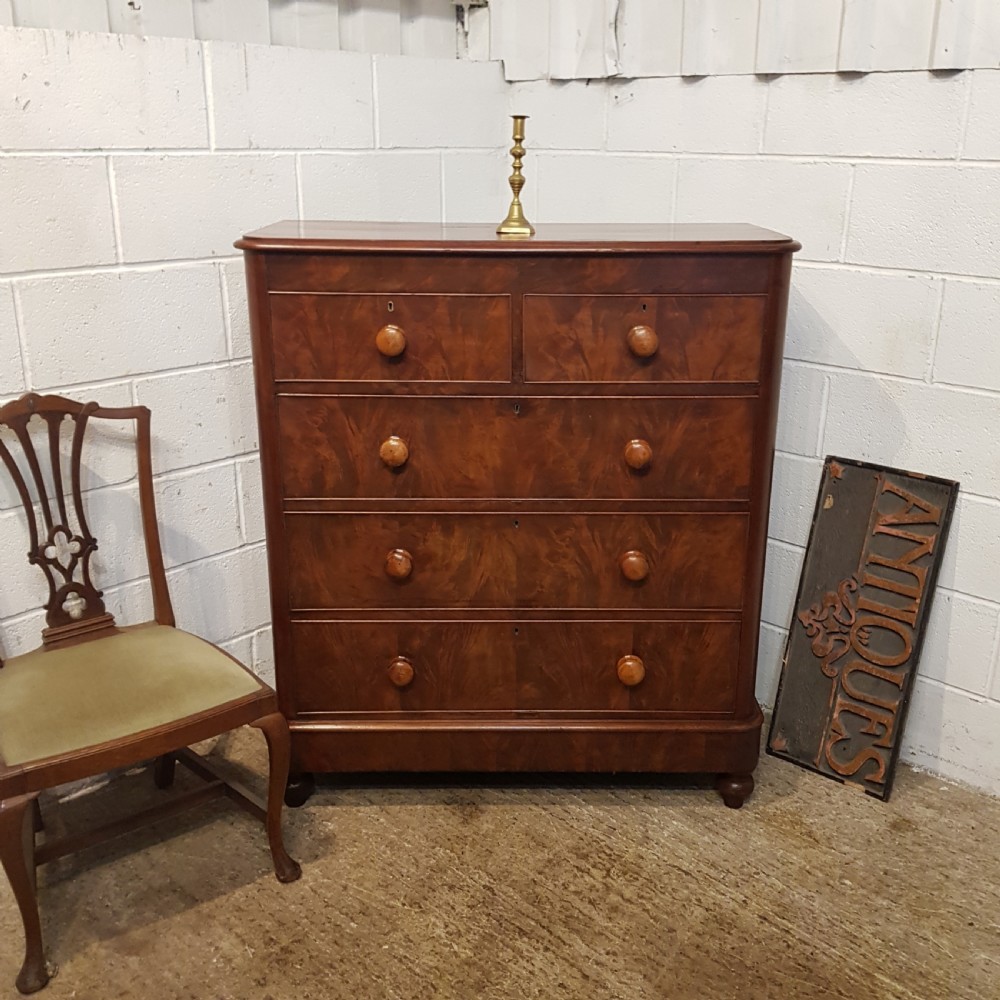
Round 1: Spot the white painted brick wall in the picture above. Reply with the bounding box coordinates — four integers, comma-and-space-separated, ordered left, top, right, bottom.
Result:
606, 76, 767, 155
964, 70, 1000, 160
847, 164, 1000, 276
535, 153, 676, 224
208, 42, 373, 150
774, 364, 827, 458
2, 23, 1000, 793
113, 154, 298, 261
764, 74, 967, 160
375, 55, 506, 148
1, 157, 116, 272
824, 375, 1000, 500
938, 496, 1000, 605
0, 285, 22, 395
16, 266, 228, 385
300, 151, 443, 221
1, 29, 208, 151
442, 148, 524, 224
133, 363, 258, 473
675, 158, 852, 263
786, 266, 941, 379
507, 80, 606, 150
935, 279, 1000, 392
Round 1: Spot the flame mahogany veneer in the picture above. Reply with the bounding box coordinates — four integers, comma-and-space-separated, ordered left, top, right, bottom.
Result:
238, 222, 799, 809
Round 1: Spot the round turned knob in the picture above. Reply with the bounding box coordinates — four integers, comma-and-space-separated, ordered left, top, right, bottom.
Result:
379, 435, 409, 468
627, 324, 659, 359
375, 323, 406, 358
620, 550, 650, 582
617, 654, 646, 687
384, 548, 413, 580
387, 656, 415, 688
623, 438, 653, 471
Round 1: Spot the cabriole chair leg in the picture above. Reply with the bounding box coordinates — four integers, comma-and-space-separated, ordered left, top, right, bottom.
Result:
251, 714, 302, 884
0, 793, 52, 994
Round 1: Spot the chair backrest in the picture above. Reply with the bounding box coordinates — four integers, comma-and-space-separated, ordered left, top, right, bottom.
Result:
0, 392, 174, 654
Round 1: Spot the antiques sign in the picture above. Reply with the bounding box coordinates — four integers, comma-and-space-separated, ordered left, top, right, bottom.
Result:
767, 458, 957, 800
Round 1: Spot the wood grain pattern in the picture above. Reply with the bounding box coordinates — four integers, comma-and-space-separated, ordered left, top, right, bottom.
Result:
270, 292, 511, 382
263, 253, 775, 297
288, 714, 763, 775
523, 294, 766, 383
286, 619, 740, 716
276, 395, 755, 500
242, 224, 797, 800
284, 512, 748, 610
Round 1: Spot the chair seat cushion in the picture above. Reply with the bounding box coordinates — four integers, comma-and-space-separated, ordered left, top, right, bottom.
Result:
0, 625, 265, 766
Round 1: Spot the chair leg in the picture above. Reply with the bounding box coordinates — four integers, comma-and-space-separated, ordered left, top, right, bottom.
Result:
31, 799, 43, 834
250, 713, 302, 884
153, 753, 176, 789
0, 794, 52, 994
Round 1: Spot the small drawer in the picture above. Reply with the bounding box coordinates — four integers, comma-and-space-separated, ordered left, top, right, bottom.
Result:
277, 394, 755, 501
285, 512, 748, 611
523, 294, 767, 383
269, 292, 511, 381
287, 619, 740, 715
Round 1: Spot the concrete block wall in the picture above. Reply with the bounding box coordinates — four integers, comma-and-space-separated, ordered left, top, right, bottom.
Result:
2, 23, 1000, 794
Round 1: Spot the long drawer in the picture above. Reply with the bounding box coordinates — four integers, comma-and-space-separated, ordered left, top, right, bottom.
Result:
285, 512, 748, 610
523, 294, 767, 383
287, 619, 741, 715
270, 292, 511, 381
277, 395, 755, 501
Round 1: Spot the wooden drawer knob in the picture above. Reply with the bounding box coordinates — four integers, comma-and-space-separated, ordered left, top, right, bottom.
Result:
388, 656, 415, 688
385, 548, 413, 580
379, 435, 409, 468
375, 323, 406, 358
627, 324, 658, 358
620, 550, 650, 582
617, 654, 645, 687
624, 438, 652, 471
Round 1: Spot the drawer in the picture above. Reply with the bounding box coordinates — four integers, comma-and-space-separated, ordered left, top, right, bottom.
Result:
288, 619, 740, 715
285, 513, 748, 610
269, 293, 511, 381
523, 294, 766, 383
278, 395, 755, 501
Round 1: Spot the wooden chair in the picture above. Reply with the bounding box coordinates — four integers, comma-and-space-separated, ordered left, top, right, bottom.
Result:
0, 392, 301, 994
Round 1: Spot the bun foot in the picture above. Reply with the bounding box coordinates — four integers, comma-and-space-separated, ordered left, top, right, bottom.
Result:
284, 772, 315, 808
716, 773, 755, 809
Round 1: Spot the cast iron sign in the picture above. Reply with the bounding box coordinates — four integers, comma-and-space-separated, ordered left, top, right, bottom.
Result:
767, 457, 958, 800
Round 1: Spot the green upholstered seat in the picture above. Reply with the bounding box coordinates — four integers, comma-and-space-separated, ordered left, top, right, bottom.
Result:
0, 625, 264, 766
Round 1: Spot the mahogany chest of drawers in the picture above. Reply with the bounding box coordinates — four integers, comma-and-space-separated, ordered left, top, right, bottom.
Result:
238, 221, 799, 808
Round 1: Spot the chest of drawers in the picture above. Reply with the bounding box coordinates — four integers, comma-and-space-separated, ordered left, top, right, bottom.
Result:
238, 222, 799, 808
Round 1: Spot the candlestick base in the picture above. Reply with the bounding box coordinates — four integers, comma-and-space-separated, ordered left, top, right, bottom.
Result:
496, 201, 535, 238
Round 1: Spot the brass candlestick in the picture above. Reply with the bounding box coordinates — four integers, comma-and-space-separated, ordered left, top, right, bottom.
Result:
497, 114, 535, 238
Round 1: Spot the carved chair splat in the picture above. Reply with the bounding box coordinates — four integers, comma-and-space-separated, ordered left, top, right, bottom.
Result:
0, 392, 301, 995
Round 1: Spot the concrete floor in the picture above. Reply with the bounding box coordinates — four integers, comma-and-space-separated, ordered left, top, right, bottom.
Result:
0, 730, 998, 1000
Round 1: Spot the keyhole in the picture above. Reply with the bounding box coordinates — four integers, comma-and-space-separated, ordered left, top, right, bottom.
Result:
641, 302, 647, 312
513, 519, 519, 528
387, 300, 394, 312
513, 402, 520, 415
513, 627, 520, 636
